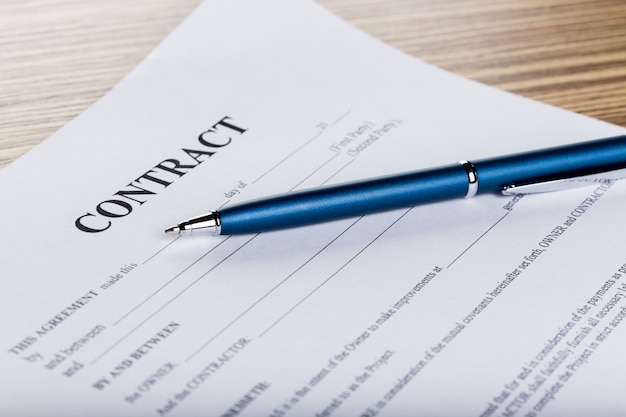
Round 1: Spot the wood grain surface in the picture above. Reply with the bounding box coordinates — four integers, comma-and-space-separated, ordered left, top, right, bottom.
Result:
1, 0, 625, 169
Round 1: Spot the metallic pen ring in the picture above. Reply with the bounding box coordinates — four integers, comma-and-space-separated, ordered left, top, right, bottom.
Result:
459, 160, 478, 198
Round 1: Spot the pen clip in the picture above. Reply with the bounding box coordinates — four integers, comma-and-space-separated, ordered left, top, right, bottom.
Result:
502, 167, 626, 195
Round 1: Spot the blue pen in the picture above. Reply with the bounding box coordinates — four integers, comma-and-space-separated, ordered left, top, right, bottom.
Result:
165, 135, 626, 235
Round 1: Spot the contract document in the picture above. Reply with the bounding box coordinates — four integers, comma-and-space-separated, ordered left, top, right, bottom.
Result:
2, 1, 626, 416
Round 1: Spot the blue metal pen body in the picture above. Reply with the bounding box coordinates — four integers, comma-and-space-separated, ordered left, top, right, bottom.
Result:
219, 135, 626, 235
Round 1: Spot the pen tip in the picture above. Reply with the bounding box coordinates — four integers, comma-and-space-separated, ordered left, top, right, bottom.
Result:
164, 225, 180, 234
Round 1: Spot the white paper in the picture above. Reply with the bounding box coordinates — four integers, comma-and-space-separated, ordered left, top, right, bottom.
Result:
2, 1, 626, 416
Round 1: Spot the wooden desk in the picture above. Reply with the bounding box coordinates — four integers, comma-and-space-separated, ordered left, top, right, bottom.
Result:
1, 0, 625, 169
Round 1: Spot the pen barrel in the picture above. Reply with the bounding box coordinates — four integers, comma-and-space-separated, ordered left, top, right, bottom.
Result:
475, 135, 626, 191
218, 135, 626, 235
220, 164, 469, 234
